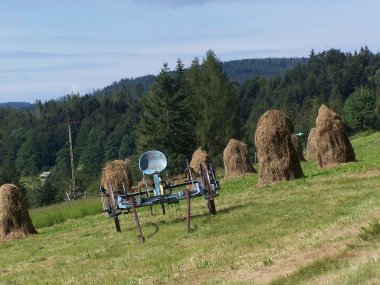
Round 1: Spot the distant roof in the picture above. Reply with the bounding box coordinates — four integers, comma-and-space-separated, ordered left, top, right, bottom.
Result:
40, 172, 51, 178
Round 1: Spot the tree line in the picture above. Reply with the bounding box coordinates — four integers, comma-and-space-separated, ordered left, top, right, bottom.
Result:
0, 47, 379, 208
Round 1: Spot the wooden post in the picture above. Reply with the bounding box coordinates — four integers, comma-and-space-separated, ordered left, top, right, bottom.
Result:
185, 189, 191, 234
128, 196, 145, 243
108, 182, 121, 233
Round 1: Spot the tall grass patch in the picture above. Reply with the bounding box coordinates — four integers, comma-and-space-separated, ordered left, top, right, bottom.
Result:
29, 196, 101, 228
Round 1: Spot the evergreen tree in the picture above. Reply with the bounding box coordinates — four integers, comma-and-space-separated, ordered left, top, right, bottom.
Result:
343, 87, 376, 130
37, 180, 58, 206
136, 60, 196, 172
328, 84, 343, 115
0, 157, 22, 186
190, 50, 240, 164
0, 157, 28, 206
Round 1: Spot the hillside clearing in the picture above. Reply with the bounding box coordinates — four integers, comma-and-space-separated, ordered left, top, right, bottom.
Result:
1, 132, 380, 284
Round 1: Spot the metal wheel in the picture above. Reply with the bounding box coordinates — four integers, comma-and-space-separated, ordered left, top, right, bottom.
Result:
200, 162, 216, 215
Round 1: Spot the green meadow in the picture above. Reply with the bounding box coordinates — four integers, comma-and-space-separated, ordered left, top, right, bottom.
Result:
1, 132, 380, 284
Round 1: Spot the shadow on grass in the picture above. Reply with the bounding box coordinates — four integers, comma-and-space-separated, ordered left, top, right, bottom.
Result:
112, 201, 250, 240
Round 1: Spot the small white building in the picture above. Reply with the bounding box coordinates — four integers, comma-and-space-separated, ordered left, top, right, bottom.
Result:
40, 171, 51, 180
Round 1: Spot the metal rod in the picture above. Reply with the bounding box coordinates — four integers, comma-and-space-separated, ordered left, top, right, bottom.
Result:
161, 201, 166, 215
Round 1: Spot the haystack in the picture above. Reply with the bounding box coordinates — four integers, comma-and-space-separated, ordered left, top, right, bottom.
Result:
0, 184, 37, 242
101, 160, 133, 192
189, 147, 212, 175
306, 128, 318, 160
291, 133, 305, 162
255, 109, 304, 186
315, 105, 355, 168
223, 139, 256, 180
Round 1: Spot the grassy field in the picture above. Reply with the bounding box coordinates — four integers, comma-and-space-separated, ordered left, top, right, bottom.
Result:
1, 132, 380, 284
29, 197, 101, 229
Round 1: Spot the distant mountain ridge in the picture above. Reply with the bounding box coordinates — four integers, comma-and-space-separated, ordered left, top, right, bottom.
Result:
1, 57, 307, 106
92, 57, 308, 99
223, 57, 308, 84
0, 102, 33, 109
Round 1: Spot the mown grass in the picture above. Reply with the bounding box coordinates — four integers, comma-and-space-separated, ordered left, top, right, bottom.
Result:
1, 131, 380, 284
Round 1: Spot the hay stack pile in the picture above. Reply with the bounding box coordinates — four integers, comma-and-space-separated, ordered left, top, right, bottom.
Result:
101, 160, 133, 192
306, 128, 318, 160
223, 139, 256, 180
315, 105, 355, 168
189, 148, 212, 174
0, 184, 37, 242
291, 133, 305, 162
255, 109, 304, 186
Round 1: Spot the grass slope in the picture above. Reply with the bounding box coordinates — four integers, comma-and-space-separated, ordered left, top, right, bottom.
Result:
1, 132, 380, 284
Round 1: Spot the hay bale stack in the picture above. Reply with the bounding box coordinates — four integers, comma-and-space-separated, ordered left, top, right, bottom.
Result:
291, 133, 305, 162
306, 128, 318, 160
315, 105, 355, 168
189, 148, 212, 174
255, 109, 304, 186
223, 139, 256, 180
0, 184, 37, 242
101, 160, 133, 192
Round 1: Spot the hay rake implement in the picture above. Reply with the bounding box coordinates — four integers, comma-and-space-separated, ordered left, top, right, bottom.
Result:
100, 150, 220, 242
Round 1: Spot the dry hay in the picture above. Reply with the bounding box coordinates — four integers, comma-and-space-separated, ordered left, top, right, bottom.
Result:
306, 127, 318, 160
189, 147, 212, 175
255, 109, 304, 186
101, 159, 133, 192
291, 133, 305, 162
315, 105, 355, 168
223, 139, 256, 180
100, 160, 133, 214
0, 184, 37, 242
136, 177, 154, 190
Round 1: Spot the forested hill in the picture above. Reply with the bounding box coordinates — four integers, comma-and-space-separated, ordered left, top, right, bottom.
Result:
0, 102, 33, 110
223, 57, 308, 83
0, 47, 379, 208
0, 58, 306, 106
90, 57, 307, 99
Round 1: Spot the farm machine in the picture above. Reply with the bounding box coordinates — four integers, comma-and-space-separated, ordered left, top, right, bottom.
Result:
100, 150, 220, 242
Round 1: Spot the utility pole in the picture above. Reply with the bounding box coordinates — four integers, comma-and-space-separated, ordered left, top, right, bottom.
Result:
60, 110, 82, 201
67, 111, 77, 200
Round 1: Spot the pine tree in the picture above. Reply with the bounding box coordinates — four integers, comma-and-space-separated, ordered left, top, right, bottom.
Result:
136, 60, 196, 172
0, 157, 22, 186
190, 50, 240, 164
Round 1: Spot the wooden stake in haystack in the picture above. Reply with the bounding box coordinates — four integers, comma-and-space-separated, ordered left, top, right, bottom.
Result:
101, 160, 133, 192
223, 139, 256, 180
255, 109, 304, 186
306, 127, 318, 160
0, 184, 37, 242
291, 133, 306, 162
315, 105, 355, 168
100, 160, 133, 213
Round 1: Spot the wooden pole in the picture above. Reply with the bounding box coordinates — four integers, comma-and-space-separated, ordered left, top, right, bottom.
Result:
108, 182, 121, 233
185, 189, 191, 234
128, 196, 145, 243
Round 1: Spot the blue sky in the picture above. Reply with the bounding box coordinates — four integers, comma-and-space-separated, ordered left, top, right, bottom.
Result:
0, 0, 379, 103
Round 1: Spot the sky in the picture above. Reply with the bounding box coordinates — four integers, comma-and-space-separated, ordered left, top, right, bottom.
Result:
0, 0, 379, 103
